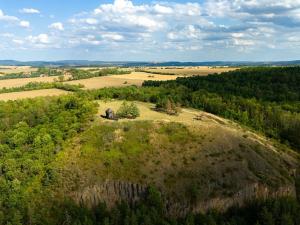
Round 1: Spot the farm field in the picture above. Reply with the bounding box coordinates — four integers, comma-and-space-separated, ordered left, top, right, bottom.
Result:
0, 76, 60, 88
64, 75, 143, 89
0, 66, 37, 75
0, 88, 68, 101
64, 72, 181, 89
142, 66, 238, 76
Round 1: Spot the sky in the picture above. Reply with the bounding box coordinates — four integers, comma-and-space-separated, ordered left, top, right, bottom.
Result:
0, 0, 300, 61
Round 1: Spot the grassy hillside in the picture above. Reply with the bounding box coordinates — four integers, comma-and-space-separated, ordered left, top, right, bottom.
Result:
47, 101, 299, 219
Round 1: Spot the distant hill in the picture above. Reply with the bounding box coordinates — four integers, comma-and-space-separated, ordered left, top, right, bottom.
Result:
1, 60, 300, 67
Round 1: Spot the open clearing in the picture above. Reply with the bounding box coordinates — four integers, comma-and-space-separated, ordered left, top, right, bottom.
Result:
142, 66, 238, 76
0, 66, 37, 75
0, 89, 69, 101
97, 99, 234, 128
65, 72, 181, 89
97, 100, 290, 150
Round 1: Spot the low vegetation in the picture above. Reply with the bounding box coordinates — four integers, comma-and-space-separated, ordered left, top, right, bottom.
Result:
116, 101, 140, 119
155, 98, 181, 115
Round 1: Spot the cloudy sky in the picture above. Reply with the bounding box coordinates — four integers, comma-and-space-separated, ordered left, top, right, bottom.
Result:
0, 0, 300, 61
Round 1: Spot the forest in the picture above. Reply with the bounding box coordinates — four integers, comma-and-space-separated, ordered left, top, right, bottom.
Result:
0, 95, 97, 224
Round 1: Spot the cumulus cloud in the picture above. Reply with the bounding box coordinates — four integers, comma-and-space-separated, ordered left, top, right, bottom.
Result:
49, 22, 64, 31
19, 20, 30, 28
27, 34, 50, 44
0, 9, 19, 22
2, 0, 300, 59
19, 8, 40, 14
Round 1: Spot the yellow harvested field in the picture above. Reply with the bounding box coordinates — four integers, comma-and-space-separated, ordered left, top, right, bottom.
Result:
0, 76, 60, 88
111, 72, 183, 80
0, 66, 37, 75
65, 76, 143, 89
143, 66, 238, 76
64, 72, 181, 89
0, 89, 69, 101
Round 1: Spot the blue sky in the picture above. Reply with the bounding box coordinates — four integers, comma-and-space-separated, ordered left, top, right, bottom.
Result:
0, 0, 300, 61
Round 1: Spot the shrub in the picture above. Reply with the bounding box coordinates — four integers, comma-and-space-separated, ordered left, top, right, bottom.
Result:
116, 101, 140, 119
155, 98, 181, 115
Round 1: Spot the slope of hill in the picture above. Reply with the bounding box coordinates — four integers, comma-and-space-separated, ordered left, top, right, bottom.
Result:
50, 100, 299, 218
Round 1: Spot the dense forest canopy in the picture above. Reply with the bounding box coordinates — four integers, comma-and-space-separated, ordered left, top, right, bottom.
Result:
0, 96, 97, 224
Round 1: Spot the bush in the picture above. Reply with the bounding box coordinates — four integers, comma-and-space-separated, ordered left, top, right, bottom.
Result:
155, 98, 181, 115
116, 101, 140, 119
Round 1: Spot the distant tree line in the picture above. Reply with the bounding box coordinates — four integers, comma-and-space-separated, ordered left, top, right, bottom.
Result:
0, 68, 63, 80
69, 68, 131, 80
0, 82, 84, 94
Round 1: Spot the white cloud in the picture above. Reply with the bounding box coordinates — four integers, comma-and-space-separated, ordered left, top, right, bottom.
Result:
19, 8, 40, 14
19, 20, 30, 28
153, 4, 173, 14
49, 22, 64, 31
2, 0, 300, 60
0, 9, 31, 29
27, 34, 50, 44
102, 33, 124, 41
0, 9, 19, 22
85, 18, 98, 25
13, 39, 24, 45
